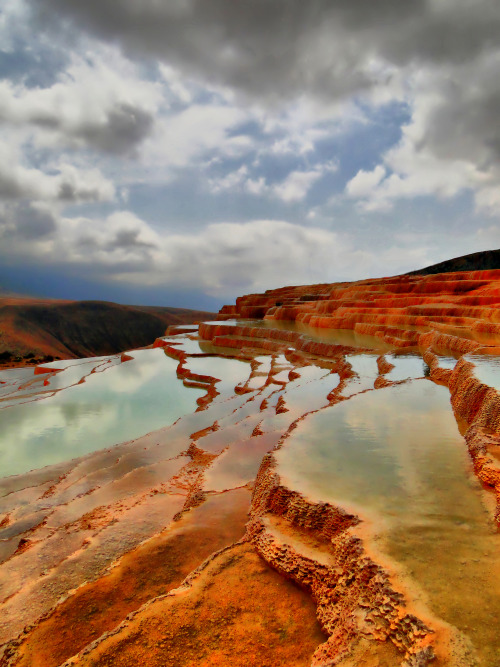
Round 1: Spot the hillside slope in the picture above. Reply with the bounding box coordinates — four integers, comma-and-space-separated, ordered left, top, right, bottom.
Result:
0, 297, 215, 365
407, 248, 500, 275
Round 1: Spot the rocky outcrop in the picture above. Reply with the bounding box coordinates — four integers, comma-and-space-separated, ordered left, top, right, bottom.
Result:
247, 455, 434, 666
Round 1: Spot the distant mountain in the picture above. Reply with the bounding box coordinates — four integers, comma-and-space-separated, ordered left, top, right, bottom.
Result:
0, 297, 215, 367
407, 249, 500, 276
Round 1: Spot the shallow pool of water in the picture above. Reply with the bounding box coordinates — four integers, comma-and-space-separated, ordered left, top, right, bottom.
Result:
277, 372, 339, 415
276, 380, 500, 664
0, 357, 122, 409
222, 318, 398, 351
466, 354, 500, 391
346, 354, 379, 378
0, 349, 203, 478
184, 356, 253, 394
384, 353, 426, 381
436, 355, 459, 370
161, 335, 209, 355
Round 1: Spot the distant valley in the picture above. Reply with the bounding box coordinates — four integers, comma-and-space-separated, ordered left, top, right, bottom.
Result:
0, 296, 215, 367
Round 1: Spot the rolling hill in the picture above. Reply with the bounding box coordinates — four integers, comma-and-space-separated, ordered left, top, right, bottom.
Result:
407, 248, 500, 275
0, 297, 215, 367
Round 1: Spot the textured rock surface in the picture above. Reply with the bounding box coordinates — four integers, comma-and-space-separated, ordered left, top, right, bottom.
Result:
218, 269, 500, 348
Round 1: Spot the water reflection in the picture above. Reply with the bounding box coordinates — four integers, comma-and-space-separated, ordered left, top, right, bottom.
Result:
384, 353, 426, 381
184, 356, 252, 394
242, 319, 396, 350
0, 357, 121, 408
466, 353, 500, 390
0, 349, 203, 478
276, 380, 500, 664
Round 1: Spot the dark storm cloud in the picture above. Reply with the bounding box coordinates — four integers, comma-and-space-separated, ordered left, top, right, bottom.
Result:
104, 228, 157, 251
14, 205, 57, 239
0, 172, 30, 200
30, 0, 500, 100
56, 179, 109, 203
0, 95, 155, 156
75, 235, 98, 251
75, 104, 154, 155
420, 72, 500, 169
0, 202, 57, 240
29, 103, 155, 155
27, 0, 500, 182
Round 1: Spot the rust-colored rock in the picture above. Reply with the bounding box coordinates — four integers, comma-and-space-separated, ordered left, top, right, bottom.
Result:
217, 269, 500, 357
247, 454, 434, 665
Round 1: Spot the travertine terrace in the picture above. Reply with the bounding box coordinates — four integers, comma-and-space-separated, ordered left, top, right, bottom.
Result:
1, 269, 500, 666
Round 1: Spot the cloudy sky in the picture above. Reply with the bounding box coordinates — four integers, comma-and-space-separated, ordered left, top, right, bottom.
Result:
0, 0, 499, 309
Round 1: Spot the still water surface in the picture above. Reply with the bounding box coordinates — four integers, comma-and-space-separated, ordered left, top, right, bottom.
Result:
466, 353, 500, 390
277, 379, 500, 665
0, 349, 203, 478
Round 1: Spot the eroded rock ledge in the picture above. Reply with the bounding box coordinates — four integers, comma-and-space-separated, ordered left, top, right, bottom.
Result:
248, 455, 434, 666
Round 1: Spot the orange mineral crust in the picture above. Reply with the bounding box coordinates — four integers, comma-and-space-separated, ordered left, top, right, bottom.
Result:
58, 543, 326, 667
3, 490, 251, 667
218, 269, 500, 347
247, 455, 434, 666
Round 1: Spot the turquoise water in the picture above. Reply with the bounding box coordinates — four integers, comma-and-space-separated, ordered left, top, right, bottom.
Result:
0, 349, 203, 478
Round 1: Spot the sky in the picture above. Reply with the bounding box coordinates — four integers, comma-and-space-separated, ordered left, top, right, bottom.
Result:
0, 0, 499, 310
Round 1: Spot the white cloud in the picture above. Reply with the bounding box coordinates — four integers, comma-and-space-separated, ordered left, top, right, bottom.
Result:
344, 133, 491, 214
272, 162, 338, 203
345, 140, 480, 213
158, 64, 194, 104
346, 165, 386, 199
476, 224, 500, 247
271, 169, 323, 203
0, 210, 451, 299
475, 187, 500, 216
60, 211, 161, 267
244, 177, 267, 196
208, 160, 338, 203
73, 218, 363, 296
0, 0, 29, 53
141, 103, 249, 171
208, 165, 248, 194
344, 54, 500, 217
0, 49, 162, 154
0, 137, 115, 203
